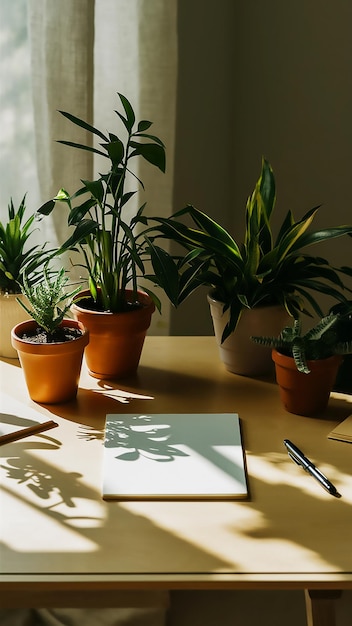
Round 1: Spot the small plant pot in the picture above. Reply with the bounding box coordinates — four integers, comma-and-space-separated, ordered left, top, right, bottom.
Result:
71, 289, 155, 379
272, 349, 343, 416
11, 319, 89, 404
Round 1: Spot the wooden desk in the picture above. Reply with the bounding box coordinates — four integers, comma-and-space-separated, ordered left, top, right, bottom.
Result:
1, 336, 352, 625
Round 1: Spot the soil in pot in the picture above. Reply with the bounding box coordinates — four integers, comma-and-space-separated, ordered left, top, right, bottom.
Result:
19, 326, 83, 343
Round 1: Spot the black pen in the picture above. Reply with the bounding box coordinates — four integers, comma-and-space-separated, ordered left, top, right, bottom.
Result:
283, 439, 341, 498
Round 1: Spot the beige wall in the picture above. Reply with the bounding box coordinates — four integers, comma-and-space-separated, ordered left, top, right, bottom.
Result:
171, 0, 352, 335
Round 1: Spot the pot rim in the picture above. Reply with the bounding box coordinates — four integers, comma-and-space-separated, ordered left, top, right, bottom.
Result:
11, 318, 89, 353
206, 290, 286, 312
272, 348, 343, 369
72, 288, 155, 317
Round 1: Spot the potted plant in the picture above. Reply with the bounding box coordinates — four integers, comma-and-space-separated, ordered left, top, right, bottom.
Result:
0, 196, 51, 358
11, 267, 89, 404
37, 93, 165, 380
251, 312, 352, 415
146, 158, 352, 375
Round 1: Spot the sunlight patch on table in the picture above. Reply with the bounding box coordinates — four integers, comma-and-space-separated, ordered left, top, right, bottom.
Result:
248, 454, 342, 500
120, 500, 331, 572
1, 488, 99, 552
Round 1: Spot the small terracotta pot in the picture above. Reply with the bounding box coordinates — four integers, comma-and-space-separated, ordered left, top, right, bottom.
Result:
272, 349, 343, 416
11, 319, 89, 404
71, 289, 155, 379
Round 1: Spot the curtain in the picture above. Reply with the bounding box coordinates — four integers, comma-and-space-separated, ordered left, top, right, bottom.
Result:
0, 0, 40, 214
28, 0, 177, 334
28, 0, 95, 250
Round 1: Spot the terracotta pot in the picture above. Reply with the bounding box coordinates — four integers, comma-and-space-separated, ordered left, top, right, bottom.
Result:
71, 289, 155, 380
0, 293, 30, 358
272, 349, 343, 416
207, 293, 291, 376
11, 319, 89, 404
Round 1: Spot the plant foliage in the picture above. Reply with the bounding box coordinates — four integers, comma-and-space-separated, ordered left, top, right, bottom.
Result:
18, 267, 82, 339
251, 312, 352, 373
38, 93, 166, 313
146, 158, 352, 341
0, 196, 51, 294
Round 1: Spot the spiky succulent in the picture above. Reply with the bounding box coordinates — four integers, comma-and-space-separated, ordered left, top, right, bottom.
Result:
17, 267, 82, 338
251, 313, 352, 373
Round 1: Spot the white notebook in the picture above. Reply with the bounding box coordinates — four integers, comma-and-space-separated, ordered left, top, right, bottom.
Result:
102, 413, 248, 500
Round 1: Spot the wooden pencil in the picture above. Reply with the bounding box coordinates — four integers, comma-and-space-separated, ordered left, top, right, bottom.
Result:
0, 420, 59, 445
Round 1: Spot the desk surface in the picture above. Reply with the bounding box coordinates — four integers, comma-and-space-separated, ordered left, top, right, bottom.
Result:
1, 336, 352, 591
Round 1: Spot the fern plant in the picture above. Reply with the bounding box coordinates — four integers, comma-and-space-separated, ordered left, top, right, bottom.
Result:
251, 313, 352, 374
17, 267, 82, 340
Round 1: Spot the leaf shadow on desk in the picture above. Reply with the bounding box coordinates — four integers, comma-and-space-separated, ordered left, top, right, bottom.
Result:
0, 412, 40, 428
0, 444, 85, 510
42, 360, 272, 431
0, 413, 61, 434
1, 449, 234, 575
104, 414, 189, 462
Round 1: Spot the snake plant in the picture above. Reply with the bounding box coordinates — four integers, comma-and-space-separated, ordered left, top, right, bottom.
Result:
146, 158, 352, 341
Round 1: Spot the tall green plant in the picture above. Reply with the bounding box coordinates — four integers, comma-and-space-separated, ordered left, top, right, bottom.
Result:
0, 196, 50, 294
146, 159, 352, 341
38, 93, 166, 313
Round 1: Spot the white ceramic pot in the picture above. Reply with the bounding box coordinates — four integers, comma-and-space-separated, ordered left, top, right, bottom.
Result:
0, 293, 30, 358
207, 293, 291, 376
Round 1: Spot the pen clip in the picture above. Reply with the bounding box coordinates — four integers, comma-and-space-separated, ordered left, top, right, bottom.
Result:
288, 451, 303, 467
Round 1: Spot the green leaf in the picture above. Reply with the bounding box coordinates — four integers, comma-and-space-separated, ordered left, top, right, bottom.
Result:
140, 285, 162, 313
59, 219, 98, 251
57, 140, 108, 159
186, 206, 242, 254
293, 225, 352, 250
68, 198, 97, 226
148, 242, 181, 306
137, 120, 153, 132
37, 199, 56, 216
259, 158, 276, 220
134, 132, 165, 147
276, 207, 319, 263
59, 110, 108, 142
102, 139, 124, 165
129, 142, 166, 173
118, 93, 135, 131
81, 179, 104, 204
